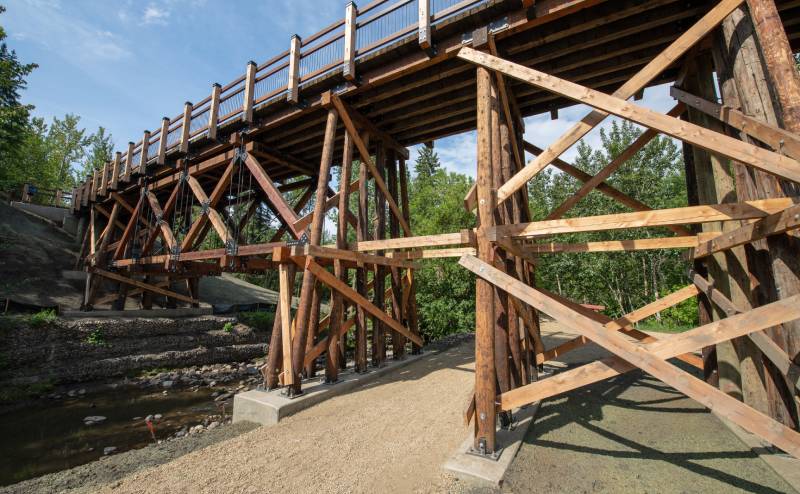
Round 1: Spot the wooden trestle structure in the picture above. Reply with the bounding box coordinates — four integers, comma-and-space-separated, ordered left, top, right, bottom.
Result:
70, 0, 800, 461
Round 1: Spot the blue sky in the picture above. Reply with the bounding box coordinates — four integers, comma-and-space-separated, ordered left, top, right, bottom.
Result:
4, 0, 678, 178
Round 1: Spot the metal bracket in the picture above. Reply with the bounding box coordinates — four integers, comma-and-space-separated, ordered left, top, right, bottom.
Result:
466, 438, 503, 461
225, 238, 238, 256
200, 200, 211, 215
489, 17, 509, 34
170, 245, 181, 262
286, 232, 309, 247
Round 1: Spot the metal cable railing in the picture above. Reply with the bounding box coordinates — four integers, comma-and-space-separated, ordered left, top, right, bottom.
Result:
83, 0, 489, 193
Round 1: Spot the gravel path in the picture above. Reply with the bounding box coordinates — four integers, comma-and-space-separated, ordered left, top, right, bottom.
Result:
75, 342, 474, 494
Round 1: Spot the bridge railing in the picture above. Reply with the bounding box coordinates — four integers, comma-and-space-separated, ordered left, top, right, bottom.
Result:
80, 0, 490, 204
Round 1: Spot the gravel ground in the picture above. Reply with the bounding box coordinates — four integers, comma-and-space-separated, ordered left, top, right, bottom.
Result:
3, 325, 795, 493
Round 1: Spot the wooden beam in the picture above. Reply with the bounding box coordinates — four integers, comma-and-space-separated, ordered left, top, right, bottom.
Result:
693, 202, 800, 259
302, 258, 423, 347
354, 232, 464, 251
331, 95, 412, 236
112, 194, 144, 260
547, 103, 686, 220
489, 198, 798, 239
184, 171, 233, 248
140, 130, 151, 174
279, 262, 294, 387
670, 86, 800, 162
293, 179, 360, 232
123, 142, 135, 183
92, 268, 197, 304
691, 271, 800, 392
458, 46, 800, 185
523, 233, 721, 254
291, 244, 417, 269
243, 153, 304, 239
484, 0, 748, 205
145, 191, 177, 250
460, 254, 800, 458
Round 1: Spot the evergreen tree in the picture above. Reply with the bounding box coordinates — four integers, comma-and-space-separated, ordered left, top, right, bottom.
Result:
0, 5, 38, 189
414, 145, 441, 180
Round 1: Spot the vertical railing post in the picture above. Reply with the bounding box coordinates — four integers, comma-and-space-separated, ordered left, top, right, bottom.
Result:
418, 0, 431, 49
287, 34, 302, 104
243, 61, 257, 123
100, 160, 109, 196
157, 117, 169, 166
110, 151, 121, 191
124, 142, 135, 182
343, 2, 358, 81
140, 130, 151, 175
208, 83, 221, 140
91, 170, 99, 202
82, 176, 90, 207
180, 101, 192, 154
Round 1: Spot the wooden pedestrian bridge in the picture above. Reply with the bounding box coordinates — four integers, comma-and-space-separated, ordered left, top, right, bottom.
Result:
67, 0, 800, 470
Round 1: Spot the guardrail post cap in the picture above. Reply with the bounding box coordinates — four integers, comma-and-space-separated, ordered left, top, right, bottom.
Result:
291, 33, 301, 42
247, 60, 257, 67
212, 82, 221, 88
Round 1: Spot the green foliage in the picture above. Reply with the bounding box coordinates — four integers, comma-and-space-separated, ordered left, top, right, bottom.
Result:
27, 309, 56, 328
238, 311, 275, 331
83, 328, 107, 346
222, 322, 235, 333
408, 155, 477, 340
530, 121, 696, 325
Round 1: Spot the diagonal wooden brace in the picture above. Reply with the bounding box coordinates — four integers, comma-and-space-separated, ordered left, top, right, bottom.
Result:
460, 254, 800, 458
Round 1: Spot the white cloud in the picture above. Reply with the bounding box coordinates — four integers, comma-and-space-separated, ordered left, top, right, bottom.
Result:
4, 0, 131, 66
142, 4, 170, 25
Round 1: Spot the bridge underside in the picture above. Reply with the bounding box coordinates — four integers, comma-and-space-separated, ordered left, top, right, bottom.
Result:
69, 0, 800, 465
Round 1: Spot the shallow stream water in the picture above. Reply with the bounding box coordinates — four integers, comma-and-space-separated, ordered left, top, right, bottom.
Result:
0, 386, 220, 486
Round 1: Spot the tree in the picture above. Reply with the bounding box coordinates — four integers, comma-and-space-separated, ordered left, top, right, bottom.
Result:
413, 144, 441, 180
47, 114, 89, 187
79, 126, 114, 179
0, 5, 38, 189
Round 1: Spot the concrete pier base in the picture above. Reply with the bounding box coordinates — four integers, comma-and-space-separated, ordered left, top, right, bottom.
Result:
233, 353, 424, 426
443, 402, 540, 486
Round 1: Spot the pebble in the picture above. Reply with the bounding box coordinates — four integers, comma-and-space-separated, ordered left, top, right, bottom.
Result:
162, 380, 174, 389
78, 389, 86, 395
83, 416, 107, 426
154, 414, 162, 420
103, 446, 117, 455
207, 421, 220, 430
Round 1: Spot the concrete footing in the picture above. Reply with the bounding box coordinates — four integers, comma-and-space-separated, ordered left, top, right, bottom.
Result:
443, 402, 540, 486
233, 353, 424, 426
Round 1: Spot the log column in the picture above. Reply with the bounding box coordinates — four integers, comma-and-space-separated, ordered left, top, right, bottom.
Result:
387, 151, 406, 360
289, 107, 339, 395
372, 141, 388, 367
474, 66, 497, 454
354, 133, 371, 373
713, 5, 800, 427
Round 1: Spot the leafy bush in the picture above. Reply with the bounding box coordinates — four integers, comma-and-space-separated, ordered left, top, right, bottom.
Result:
237, 311, 275, 331
222, 322, 235, 333
83, 328, 107, 346
28, 309, 56, 328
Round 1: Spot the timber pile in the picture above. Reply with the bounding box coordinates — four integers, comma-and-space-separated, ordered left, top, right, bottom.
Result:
67, 0, 800, 467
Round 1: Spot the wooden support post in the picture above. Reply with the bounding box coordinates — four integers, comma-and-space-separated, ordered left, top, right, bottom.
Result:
343, 2, 357, 81
304, 284, 322, 378
326, 130, 355, 382
418, 0, 431, 49
180, 101, 192, 154
372, 141, 388, 367
279, 262, 295, 388
289, 108, 338, 395
124, 142, 135, 183
355, 132, 371, 373
208, 83, 221, 141
243, 61, 257, 124
714, 5, 800, 428
90, 170, 98, 202
398, 157, 421, 354
387, 151, 405, 360
157, 117, 169, 166
474, 66, 497, 455
287, 35, 302, 104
